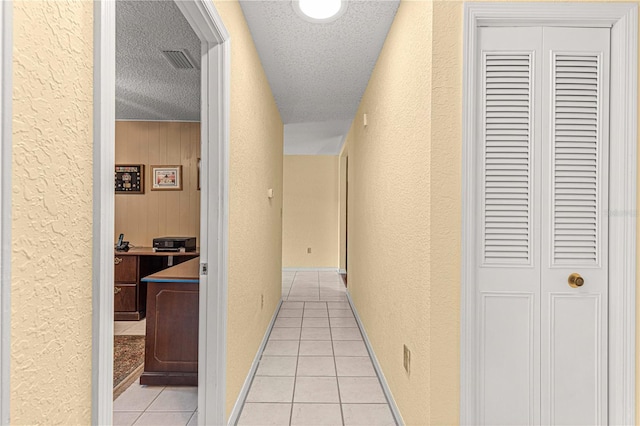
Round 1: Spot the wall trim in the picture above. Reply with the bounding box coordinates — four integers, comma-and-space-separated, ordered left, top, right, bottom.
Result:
339, 268, 346, 275
461, 3, 637, 425
115, 119, 201, 123
347, 293, 404, 426
227, 300, 283, 426
93, 1, 230, 425
0, 2, 11, 424
282, 267, 339, 272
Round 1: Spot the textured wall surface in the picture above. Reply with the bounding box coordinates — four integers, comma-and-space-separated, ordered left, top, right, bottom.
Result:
115, 121, 201, 247
344, 1, 432, 424
11, 1, 94, 423
283, 155, 339, 268
339, 151, 348, 272
212, 0, 285, 418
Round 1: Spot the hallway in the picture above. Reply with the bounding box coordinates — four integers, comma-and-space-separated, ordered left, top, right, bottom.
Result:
236, 271, 397, 425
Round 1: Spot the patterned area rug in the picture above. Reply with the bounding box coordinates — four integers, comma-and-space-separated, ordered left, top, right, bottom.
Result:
114, 335, 145, 400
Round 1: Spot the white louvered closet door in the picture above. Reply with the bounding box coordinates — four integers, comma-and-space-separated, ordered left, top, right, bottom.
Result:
475, 26, 610, 426
540, 27, 609, 426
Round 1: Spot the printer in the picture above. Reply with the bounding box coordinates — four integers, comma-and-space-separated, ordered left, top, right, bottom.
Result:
153, 236, 197, 253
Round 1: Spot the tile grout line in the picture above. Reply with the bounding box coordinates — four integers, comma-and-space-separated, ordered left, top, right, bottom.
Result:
329, 303, 346, 426
288, 301, 305, 426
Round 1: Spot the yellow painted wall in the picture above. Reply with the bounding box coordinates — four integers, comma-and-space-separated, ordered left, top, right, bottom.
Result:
115, 121, 201, 247
282, 155, 339, 268
346, 0, 640, 424
344, 1, 432, 424
339, 150, 348, 272
11, 1, 94, 423
212, 0, 284, 418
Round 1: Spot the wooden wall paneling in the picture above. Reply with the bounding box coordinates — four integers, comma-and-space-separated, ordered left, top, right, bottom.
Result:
157, 122, 169, 237
146, 122, 161, 240
165, 123, 181, 236
114, 121, 201, 247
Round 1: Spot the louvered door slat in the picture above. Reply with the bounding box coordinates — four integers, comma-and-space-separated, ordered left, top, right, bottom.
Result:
552, 53, 601, 265
483, 53, 532, 264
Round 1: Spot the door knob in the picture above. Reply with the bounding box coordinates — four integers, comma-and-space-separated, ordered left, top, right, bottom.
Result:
568, 273, 584, 288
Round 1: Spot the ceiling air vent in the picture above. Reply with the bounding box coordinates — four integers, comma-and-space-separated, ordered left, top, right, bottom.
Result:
161, 49, 198, 70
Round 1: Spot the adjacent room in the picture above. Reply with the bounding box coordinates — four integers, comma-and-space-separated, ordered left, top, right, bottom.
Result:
112, 2, 201, 424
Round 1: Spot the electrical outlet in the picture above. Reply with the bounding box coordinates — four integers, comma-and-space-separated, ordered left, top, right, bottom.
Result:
307, 247, 312, 254
261, 294, 264, 309
403, 345, 411, 374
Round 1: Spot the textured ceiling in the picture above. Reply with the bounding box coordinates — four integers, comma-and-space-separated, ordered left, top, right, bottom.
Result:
240, 0, 400, 124
116, 0, 400, 154
116, 1, 200, 121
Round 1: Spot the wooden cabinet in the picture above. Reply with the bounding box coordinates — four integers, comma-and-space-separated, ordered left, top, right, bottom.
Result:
140, 258, 199, 386
114, 248, 198, 321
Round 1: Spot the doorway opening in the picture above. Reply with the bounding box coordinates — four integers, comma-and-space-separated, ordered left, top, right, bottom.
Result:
93, 1, 230, 424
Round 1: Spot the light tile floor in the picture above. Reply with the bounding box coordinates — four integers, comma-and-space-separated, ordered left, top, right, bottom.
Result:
113, 271, 395, 426
114, 318, 199, 426
237, 271, 397, 426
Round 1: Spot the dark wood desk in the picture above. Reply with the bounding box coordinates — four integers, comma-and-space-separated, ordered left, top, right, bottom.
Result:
139, 258, 199, 386
114, 248, 199, 321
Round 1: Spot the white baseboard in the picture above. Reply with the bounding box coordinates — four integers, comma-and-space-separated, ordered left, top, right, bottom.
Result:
227, 299, 283, 426
347, 292, 405, 426
339, 268, 346, 274
282, 267, 339, 272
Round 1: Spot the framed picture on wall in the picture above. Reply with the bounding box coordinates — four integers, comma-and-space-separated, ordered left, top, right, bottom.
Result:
151, 165, 183, 191
115, 164, 144, 194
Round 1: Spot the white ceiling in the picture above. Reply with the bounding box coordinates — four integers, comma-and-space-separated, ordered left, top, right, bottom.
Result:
116, 0, 201, 121
240, 0, 400, 154
116, 0, 399, 154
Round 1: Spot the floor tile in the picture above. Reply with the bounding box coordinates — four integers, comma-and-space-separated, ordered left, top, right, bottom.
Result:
331, 317, 358, 328
304, 301, 327, 309
302, 317, 330, 328
113, 411, 142, 426
338, 377, 387, 403
186, 412, 198, 426
114, 383, 164, 412
300, 327, 331, 341
246, 376, 295, 403
328, 302, 350, 310
335, 357, 376, 376
274, 317, 303, 328
299, 340, 333, 356
133, 411, 193, 426
321, 288, 346, 295
321, 296, 349, 302
263, 340, 300, 356
256, 356, 298, 376
281, 301, 304, 309
278, 309, 303, 318
333, 340, 368, 357
291, 403, 342, 426
269, 327, 301, 340
237, 403, 292, 426
332, 328, 363, 341
303, 309, 328, 318
342, 404, 396, 426
297, 356, 336, 376
146, 387, 198, 412
329, 309, 355, 318
294, 377, 340, 403
114, 321, 133, 336
287, 296, 319, 301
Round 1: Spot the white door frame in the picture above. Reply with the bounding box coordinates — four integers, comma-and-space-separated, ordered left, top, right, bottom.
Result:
92, 1, 230, 425
0, 1, 11, 424
461, 3, 637, 425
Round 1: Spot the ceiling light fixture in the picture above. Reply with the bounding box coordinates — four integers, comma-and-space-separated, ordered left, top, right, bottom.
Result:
293, 0, 347, 23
